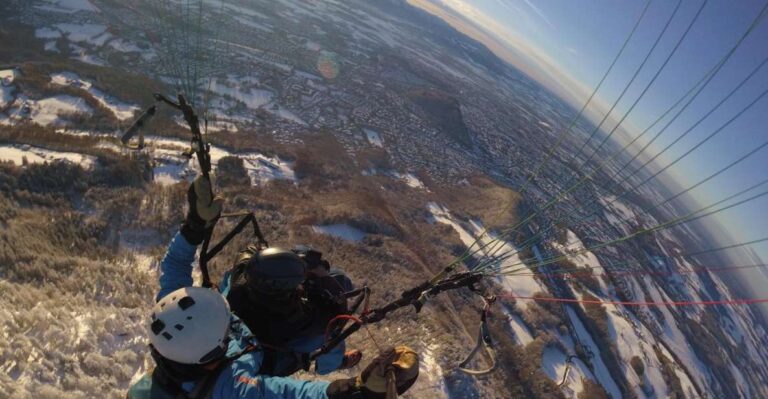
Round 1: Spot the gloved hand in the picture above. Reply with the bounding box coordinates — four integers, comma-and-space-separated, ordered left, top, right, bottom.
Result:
326, 346, 419, 399
180, 174, 224, 245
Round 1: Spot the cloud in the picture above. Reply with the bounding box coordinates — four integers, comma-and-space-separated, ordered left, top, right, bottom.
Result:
519, 0, 557, 31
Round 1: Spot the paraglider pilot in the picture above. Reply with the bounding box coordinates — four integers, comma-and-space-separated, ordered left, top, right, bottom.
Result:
128, 175, 420, 398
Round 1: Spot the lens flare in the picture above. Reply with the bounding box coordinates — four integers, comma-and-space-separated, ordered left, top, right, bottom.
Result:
317, 51, 339, 79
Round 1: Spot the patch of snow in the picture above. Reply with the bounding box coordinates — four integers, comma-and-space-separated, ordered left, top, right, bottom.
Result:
599, 195, 637, 236
153, 159, 194, 186
29, 95, 92, 126
507, 312, 533, 345
69, 44, 106, 65
44, 41, 59, 52
50, 72, 139, 120
565, 306, 622, 398
267, 104, 307, 126
363, 128, 384, 147
427, 202, 545, 301
551, 230, 601, 269
209, 77, 273, 109
655, 342, 701, 398
392, 172, 425, 189
550, 229, 608, 293
312, 224, 366, 242
305, 40, 322, 51
0, 144, 96, 168
0, 69, 18, 84
364, 168, 426, 190
35, 27, 62, 39
36, 0, 98, 13
644, 276, 712, 392
107, 38, 144, 53
136, 137, 296, 187
542, 347, 590, 396
414, 341, 450, 397
604, 307, 670, 398
0, 70, 16, 108
54, 23, 110, 46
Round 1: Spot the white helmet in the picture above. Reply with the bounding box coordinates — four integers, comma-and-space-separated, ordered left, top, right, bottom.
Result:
148, 287, 231, 364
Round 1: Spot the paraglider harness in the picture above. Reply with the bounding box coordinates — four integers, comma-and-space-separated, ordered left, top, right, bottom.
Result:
123, 94, 498, 397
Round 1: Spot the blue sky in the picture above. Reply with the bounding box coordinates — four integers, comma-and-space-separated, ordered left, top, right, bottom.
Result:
409, 0, 768, 292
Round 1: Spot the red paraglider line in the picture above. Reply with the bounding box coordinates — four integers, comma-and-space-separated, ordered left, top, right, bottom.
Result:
510, 263, 768, 278
499, 293, 768, 307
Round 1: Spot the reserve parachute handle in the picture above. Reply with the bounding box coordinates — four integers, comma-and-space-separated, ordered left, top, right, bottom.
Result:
121, 92, 269, 288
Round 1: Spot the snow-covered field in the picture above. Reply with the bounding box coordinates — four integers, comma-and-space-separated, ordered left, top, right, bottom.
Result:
564, 306, 622, 398
551, 230, 601, 269
209, 76, 274, 110
415, 340, 450, 398
0, 144, 96, 168
363, 128, 384, 147
145, 137, 296, 186
550, 229, 610, 294
50, 72, 139, 120
541, 347, 592, 396
426, 202, 546, 302
34, 0, 98, 14
25, 95, 92, 126
507, 312, 533, 346
0, 69, 17, 109
599, 195, 638, 236
363, 168, 427, 190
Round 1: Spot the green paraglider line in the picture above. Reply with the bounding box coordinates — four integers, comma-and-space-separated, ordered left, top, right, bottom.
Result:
485, 187, 768, 276
446, 1, 768, 274
511, 263, 768, 279
442, 0, 654, 275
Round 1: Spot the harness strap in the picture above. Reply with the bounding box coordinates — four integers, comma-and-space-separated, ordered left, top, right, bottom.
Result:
457, 296, 497, 375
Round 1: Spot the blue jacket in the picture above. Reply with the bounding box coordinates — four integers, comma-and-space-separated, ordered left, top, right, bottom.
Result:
133, 232, 331, 399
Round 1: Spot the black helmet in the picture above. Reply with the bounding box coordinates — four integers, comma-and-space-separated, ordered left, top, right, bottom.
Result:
238, 246, 307, 295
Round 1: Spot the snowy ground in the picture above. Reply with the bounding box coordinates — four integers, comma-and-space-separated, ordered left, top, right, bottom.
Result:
1, 69, 17, 109
564, 306, 622, 398
541, 347, 592, 397
145, 137, 295, 186
427, 203, 546, 303
642, 276, 710, 395
0, 144, 96, 168
550, 230, 601, 270
550, 229, 609, 294
209, 75, 273, 110
363, 168, 427, 190
20, 95, 93, 126
413, 339, 450, 398
50, 72, 139, 120
34, 0, 98, 14
363, 128, 384, 147
505, 311, 533, 346
599, 195, 638, 236
312, 224, 366, 242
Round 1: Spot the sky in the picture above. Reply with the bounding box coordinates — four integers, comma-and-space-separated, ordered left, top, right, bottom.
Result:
408, 0, 768, 296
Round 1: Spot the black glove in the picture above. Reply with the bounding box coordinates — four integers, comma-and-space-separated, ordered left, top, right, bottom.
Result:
180, 175, 224, 245
327, 346, 419, 399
